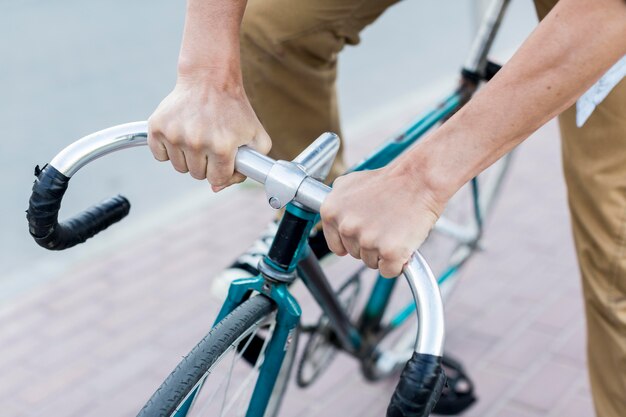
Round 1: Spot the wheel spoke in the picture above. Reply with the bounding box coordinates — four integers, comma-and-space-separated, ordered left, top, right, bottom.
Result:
223, 320, 275, 416
186, 317, 269, 417
218, 346, 239, 417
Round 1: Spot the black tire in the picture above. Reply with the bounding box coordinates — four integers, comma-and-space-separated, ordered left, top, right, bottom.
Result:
137, 295, 296, 417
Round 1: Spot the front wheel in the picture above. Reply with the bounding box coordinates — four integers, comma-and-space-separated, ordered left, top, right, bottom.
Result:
137, 295, 296, 417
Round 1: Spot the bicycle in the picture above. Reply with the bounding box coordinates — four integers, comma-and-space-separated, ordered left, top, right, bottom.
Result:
27, 1, 513, 416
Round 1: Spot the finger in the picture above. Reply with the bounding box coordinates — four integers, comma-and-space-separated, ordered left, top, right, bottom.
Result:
215, 129, 269, 190
148, 135, 169, 162
321, 221, 348, 256
206, 147, 236, 188
211, 171, 247, 192
337, 219, 361, 259
186, 153, 208, 180
378, 258, 404, 278
163, 142, 189, 173
340, 234, 361, 260
360, 248, 379, 270
227, 172, 247, 186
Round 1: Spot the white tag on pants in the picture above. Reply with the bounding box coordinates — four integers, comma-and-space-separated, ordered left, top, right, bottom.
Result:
576, 55, 626, 127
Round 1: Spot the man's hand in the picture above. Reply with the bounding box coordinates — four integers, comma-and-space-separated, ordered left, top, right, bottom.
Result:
148, 77, 271, 192
320, 0, 626, 277
148, 0, 269, 192
321, 164, 444, 278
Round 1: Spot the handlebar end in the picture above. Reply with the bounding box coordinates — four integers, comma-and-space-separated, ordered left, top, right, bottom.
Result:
386, 352, 446, 417
27, 164, 131, 250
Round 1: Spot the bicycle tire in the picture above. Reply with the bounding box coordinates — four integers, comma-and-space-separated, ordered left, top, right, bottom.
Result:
137, 295, 296, 417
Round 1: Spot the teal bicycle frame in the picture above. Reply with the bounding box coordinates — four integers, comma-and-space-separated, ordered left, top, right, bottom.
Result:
178, 87, 470, 417
176, 0, 513, 412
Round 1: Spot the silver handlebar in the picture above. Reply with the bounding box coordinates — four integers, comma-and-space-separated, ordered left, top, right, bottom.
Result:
49, 121, 444, 357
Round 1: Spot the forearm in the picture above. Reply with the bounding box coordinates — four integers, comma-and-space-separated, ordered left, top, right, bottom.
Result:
399, 0, 626, 201
177, 0, 247, 87
148, 0, 271, 189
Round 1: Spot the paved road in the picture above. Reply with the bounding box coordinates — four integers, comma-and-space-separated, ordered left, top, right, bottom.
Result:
0, 120, 594, 417
3, 3, 592, 416
2, 1, 535, 286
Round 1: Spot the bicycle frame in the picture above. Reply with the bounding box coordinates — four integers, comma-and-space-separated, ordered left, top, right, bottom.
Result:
203, 90, 465, 417
176, 1, 512, 415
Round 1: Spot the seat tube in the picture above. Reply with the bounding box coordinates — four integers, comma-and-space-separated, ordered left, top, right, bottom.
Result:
464, 0, 511, 74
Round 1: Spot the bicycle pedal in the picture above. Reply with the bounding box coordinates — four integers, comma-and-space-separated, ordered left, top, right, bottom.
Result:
432, 353, 477, 415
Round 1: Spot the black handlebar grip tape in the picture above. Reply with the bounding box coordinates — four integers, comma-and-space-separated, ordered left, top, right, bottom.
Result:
27, 165, 130, 250
386, 353, 446, 417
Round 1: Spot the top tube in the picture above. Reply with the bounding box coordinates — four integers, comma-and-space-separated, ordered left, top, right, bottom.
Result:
351, 91, 462, 172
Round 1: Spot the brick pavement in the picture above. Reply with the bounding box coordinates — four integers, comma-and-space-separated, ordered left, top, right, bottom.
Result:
0, 120, 593, 416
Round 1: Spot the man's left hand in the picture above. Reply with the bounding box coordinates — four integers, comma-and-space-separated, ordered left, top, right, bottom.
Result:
320, 165, 444, 278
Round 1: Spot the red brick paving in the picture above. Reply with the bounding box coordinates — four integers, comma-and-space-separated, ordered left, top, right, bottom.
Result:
0, 121, 594, 416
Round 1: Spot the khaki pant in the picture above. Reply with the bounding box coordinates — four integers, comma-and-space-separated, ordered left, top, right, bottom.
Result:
241, 1, 626, 415
534, 2, 626, 417
562, 77, 626, 417
240, 0, 400, 182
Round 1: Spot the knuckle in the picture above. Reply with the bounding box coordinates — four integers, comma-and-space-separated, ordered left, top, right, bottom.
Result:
338, 222, 358, 238
332, 175, 346, 189
147, 115, 161, 134
147, 127, 163, 148
359, 234, 377, 250
262, 140, 272, 154
379, 246, 401, 262
320, 203, 335, 221
167, 133, 183, 146
187, 137, 205, 151
399, 246, 413, 260
209, 141, 232, 158
258, 135, 272, 153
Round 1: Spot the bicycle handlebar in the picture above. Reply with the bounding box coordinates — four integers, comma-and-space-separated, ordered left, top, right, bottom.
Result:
26, 121, 445, 416
27, 122, 147, 250
27, 165, 130, 250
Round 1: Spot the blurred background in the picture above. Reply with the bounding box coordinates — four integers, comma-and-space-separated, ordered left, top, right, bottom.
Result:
2, 0, 535, 289
1, 1, 593, 416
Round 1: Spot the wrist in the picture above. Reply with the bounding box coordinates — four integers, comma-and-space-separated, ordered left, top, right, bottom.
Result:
176, 57, 243, 93
390, 138, 463, 206
177, 0, 246, 90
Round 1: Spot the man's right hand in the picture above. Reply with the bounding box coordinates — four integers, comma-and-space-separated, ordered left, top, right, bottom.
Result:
147, 75, 271, 192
